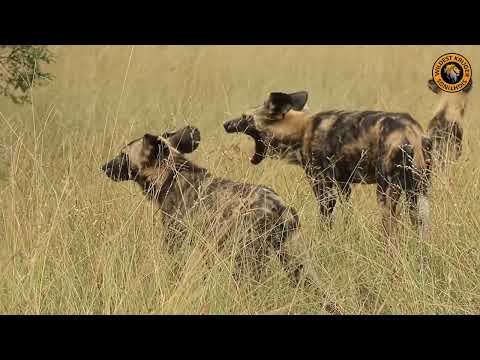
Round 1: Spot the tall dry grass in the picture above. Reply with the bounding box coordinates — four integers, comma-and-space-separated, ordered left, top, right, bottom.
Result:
0, 45, 479, 314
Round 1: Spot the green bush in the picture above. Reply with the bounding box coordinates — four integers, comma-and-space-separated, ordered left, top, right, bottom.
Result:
0, 45, 55, 104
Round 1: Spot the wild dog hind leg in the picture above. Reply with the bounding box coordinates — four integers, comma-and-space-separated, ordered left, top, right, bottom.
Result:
376, 177, 402, 238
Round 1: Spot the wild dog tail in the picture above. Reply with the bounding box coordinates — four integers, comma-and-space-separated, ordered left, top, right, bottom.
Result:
409, 133, 428, 178
399, 133, 432, 237
400, 131, 432, 194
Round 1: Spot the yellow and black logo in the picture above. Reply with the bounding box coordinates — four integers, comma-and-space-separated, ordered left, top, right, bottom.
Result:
432, 53, 472, 93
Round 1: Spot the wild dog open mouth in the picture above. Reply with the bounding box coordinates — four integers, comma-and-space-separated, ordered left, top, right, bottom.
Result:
224, 116, 267, 165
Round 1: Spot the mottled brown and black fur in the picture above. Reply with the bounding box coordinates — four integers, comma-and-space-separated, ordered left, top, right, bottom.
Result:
427, 78, 472, 165
224, 91, 432, 237
101, 126, 303, 284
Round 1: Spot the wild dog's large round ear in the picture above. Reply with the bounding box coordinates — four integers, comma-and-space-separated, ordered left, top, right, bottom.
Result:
144, 133, 169, 159
289, 91, 309, 111
427, 79, 441, 94
267, 92, 293, 116
161, 126, 201, 154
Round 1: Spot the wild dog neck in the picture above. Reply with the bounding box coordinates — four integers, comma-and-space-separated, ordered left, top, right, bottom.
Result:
260, 110, 311, 166
135, 155, 208, 203
435, 92, 468, 123
260, 110, 311, 140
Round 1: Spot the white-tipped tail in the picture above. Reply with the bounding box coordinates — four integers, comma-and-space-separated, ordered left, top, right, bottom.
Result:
418, 195, 431, 239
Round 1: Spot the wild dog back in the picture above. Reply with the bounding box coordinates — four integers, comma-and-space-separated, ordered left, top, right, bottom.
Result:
303, 110, 428, 185
224, 91, 432, 237
101, 126, 301, 282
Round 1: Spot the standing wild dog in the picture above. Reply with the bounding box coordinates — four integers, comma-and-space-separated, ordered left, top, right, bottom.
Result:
100, 126, 303, 284
427, 78, 472, 164
223, 91, 433, 237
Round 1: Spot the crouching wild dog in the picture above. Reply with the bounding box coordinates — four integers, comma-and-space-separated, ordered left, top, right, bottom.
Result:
100, 126, 303, 284
427, 78, 472, 165
224, 91, 433, 237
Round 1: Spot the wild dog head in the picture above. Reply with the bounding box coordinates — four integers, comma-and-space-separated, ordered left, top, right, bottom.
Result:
427, 78, 473, 94
223, 91, 309, 165
101, 126, 201, 181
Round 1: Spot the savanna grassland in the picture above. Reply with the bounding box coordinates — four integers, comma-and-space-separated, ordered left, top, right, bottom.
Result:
1, 46, 479, 314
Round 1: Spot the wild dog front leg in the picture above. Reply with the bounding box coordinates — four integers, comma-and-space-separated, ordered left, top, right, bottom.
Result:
308, 177, 337, 225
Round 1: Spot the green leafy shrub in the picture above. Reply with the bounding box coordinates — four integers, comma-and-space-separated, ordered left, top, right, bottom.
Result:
0, 45, 55, 104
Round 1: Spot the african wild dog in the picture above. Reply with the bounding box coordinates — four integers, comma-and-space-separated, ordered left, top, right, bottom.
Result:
223, 91, 433, 237
100, 126, 303, 284
427, 78, 472, 164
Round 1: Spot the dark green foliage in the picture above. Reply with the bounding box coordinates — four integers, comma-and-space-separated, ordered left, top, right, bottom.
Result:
0, 45, 55, 104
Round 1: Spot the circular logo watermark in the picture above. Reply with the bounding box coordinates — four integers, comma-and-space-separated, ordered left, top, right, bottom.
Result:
432, 53, 472, 93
